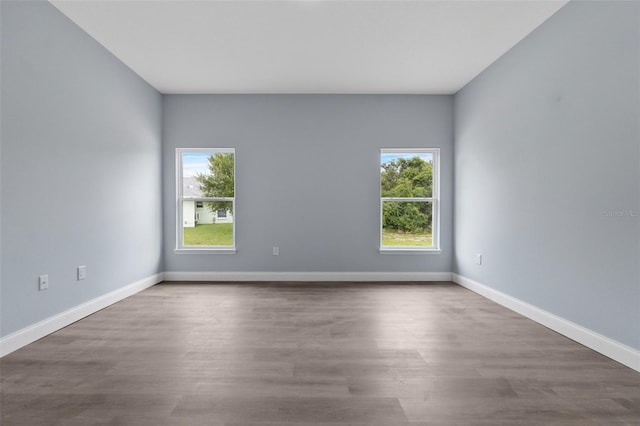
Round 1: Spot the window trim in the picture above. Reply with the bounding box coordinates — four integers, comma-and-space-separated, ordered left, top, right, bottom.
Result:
379, 148, 440, 254
175, 148, 236, 254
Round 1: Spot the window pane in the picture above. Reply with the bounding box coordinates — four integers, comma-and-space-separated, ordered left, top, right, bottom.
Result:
182, 151, 234, 198
382, 201, 432, 247
381, 152, 433, 198
182, 200, 233, 246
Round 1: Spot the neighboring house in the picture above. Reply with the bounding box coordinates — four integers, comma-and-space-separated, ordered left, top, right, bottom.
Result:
182, 176, 233, 227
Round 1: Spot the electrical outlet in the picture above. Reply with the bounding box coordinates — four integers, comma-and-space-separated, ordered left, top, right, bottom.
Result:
475, 254, 483, 265
77, 265, 87, 280
272, 246, 279, 256
39, 275, 49, 291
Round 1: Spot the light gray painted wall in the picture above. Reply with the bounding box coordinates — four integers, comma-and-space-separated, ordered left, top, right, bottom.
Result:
163, 95, 453, 273
454, 1, 640, 349
1, 1, 163, 337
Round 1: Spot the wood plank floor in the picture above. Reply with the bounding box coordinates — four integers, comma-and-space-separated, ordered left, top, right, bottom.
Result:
1, 282, 638, 425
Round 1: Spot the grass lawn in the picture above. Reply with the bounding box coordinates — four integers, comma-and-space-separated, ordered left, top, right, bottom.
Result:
382, 228, 432, 247
184, 223, 233, 246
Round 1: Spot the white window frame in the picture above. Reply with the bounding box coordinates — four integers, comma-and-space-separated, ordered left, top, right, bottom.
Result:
175, 148, 236, 254
379, 148, 441, 254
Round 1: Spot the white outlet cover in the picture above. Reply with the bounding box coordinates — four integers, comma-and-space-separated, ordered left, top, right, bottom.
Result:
39, 275, 49, 290
77, 265, 87, 280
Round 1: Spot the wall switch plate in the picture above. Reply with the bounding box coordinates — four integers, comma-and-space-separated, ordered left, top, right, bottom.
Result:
39, 275, 49, 291
77, 265, 87, 280
272, 246, 279, 256
475, 254, 483, 265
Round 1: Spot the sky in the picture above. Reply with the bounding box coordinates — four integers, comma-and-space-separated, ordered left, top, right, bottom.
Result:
381, 152, 433, 165
182, 152, 213, 177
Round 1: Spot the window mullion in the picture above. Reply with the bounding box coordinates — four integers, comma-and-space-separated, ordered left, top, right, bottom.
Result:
182, 197, 234, 202
382, 197, 433, 202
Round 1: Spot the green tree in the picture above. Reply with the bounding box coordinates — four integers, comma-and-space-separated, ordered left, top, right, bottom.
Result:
195, 153, 234, 214
381, 156, 432, 233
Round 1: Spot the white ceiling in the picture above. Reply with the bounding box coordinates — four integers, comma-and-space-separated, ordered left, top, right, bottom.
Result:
50, 0, 568, 94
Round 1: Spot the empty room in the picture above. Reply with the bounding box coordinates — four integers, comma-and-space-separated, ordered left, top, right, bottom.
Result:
1, 0, 639, 424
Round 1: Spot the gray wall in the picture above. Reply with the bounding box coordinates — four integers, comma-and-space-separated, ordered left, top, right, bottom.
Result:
163, 95, 453, 273
454, 1, 640, 349
1, 1, 163, 337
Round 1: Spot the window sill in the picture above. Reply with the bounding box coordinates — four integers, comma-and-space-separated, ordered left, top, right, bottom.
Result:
379, 248, 441, 255
175, 248, 237, 254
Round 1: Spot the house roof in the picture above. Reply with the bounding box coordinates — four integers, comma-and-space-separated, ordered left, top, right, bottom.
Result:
183, 176, 204, 198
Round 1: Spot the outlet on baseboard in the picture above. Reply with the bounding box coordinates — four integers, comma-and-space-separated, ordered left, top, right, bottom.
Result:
475, 254, 483, 265
77, 265, 87, 280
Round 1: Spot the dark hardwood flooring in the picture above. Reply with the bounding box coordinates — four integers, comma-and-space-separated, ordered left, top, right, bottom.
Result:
1, 282, 638, 425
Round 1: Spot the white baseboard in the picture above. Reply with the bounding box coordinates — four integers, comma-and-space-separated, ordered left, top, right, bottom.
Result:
0, 273, 164, 357
452, 273, 640, 372
163, 271, 452, 282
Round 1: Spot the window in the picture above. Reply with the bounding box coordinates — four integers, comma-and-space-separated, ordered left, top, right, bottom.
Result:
380, 148, 439, 253
176, 148, 235, 253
